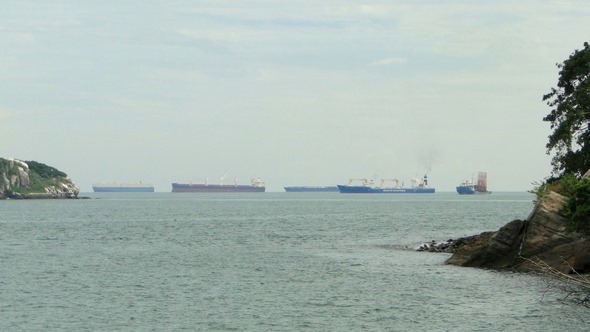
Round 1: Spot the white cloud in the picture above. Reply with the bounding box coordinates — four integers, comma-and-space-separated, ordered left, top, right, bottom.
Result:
0, 107, 11, 120
370, 57, 407, 66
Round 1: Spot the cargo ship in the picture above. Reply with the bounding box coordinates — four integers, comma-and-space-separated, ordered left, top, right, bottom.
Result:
284, 186, 339, 192
172, 177, 265, 193
92, 183, 155, 192
337, 174, 435, 193
456, 172, 491, 195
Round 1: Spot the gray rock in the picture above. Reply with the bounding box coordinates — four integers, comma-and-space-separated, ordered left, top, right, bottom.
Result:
445, 190, 590, 274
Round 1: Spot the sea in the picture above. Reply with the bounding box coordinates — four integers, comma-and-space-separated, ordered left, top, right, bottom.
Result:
1, 191, 588, 331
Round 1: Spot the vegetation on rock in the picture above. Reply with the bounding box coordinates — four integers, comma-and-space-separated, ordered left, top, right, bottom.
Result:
9, 161, 69, 195
531, 173, 590, 235
0, 158, 18, 177
26, 160, 67, 178
532, 173, 577, 198
0, 158, 78, 199
535, 42, 590, 236
565, 177, 590, 234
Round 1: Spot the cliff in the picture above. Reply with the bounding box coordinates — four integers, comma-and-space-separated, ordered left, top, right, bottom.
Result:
445, 190, 590, 274
0, 157, 79, 199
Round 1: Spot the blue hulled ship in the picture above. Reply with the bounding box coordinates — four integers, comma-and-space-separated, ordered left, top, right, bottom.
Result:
92, 183, 155, 192
284, 186, 339, 192
456, 180, 476, 194
456, 172, 491, 195
337, 174, 435, 194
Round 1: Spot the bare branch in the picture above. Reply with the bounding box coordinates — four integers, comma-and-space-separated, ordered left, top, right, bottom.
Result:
522, 256, 590, 306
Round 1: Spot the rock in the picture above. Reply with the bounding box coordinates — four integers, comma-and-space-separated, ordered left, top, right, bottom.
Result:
445, 220, 525, 268
416, 239, 457, 253
445, 190, 590, 274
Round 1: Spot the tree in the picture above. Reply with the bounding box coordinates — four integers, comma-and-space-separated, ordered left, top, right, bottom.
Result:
543, 42, 590, 178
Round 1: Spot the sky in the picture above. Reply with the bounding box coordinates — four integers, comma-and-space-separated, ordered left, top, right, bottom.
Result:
1, 0, 590, 192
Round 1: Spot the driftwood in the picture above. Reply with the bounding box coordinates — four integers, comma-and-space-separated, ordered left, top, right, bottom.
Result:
522, 256, 590, 306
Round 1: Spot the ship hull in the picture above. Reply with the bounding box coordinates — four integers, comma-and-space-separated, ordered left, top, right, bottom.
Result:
337, 185, 435, 194
284, 186, 339, 192
456, 186, 492, 195
456, 185, 475, 195
93, 184, 154, 192
171, 183, 265, 193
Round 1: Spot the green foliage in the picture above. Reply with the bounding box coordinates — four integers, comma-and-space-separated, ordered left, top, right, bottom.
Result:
0, 158, 17, 177
530, 173, 579, 199
543, 42, 590, 178
1, 159, 68, 196
539, 42, 590, 234
531, 173, 590, 235
565, 177, 590, 234
11, 171, 58, 194
25, 160, 67, 178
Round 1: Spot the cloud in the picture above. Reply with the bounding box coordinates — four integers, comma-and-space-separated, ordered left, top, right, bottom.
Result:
0, 0, 587, 191
370, 57, 407, 66
0, 108, 9, 119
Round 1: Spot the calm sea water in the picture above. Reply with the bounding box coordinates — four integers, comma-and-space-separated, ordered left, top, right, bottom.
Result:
1, 192, 587, 331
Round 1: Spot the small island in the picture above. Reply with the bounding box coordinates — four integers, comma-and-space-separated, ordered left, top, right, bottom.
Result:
0, 157, 79, 199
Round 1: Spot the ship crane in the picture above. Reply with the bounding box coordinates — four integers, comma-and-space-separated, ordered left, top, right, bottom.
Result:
347, 178, 374, 186
250, 177, 265, 187
220, 170, 229, 186
380, 179, 401, 189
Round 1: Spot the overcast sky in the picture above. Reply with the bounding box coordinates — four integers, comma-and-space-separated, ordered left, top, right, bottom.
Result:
1, 1, 589, 192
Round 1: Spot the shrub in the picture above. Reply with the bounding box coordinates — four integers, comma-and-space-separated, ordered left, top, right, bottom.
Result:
531, 173, 579, 199
532, 173, 590, 235
25, 160, 67, 178
565, 177, 590, 234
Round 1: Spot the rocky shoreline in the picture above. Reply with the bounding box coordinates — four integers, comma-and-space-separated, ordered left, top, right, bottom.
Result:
415, 233, 495, 253
418, 191, 590, 274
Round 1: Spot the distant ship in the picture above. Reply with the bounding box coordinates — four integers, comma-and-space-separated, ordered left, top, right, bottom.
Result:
456, 172, 492, 195
172, 177, 265, 193
92, 183, 154, 192
284, 186, 339, 192
337, 174, 435, 193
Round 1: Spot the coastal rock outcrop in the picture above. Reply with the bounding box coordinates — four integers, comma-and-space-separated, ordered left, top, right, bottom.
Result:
445, 190, 590, 274
0, 157, 79, 199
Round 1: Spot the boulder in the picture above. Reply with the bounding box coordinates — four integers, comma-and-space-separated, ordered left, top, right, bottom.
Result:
446, 190, 590, 274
